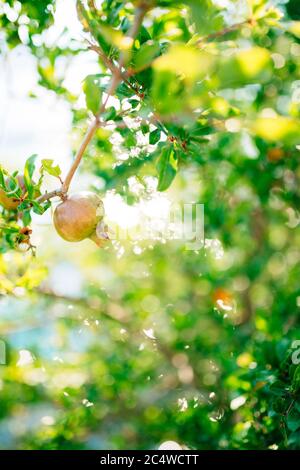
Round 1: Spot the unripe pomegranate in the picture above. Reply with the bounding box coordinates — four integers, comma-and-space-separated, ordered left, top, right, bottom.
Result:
267, 147, 285, 162
53, 191, 108, 247
0, 175, 26, 211
213, 288, 233, 310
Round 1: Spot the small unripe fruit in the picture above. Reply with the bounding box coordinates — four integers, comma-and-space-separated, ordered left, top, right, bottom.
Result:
53, 191, 108, 247
267, 148, 285, 162
0, 175, 25, 211
213, 288, 233, 310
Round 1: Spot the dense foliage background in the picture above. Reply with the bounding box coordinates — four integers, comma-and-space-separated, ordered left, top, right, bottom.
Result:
0, 0, 300, 450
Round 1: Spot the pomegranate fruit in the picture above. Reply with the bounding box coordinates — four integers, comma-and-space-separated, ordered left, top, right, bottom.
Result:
53, 191, 108, 247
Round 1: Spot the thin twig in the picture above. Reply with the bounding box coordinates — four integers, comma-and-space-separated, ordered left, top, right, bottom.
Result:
196, 18, 255, 46
285, 398, 295, 417
88, 38, 171, 137
87, 41, 120, 74
89, 42, 145, 98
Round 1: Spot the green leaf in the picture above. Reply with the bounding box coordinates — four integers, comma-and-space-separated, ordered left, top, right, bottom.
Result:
24, 155, 37, 198
289, 21, 300, 38
141, 123, 150, 135
153, 45, 214, 83
5, 175, 20, 196
116, 82, 135, 99
41, 159, 61, 178
149, 129, 161, 145
97, 23, 132, 51
124, 131, 137, 148
22, 209, 32, 226
216, 47, 272, 89
287, 408, 300, 432
129, 99, 140, 109
292, 365, 300, 393
269, 380, 288, 397
133, 41, 160, 71
31, 201, 47, 215
251, 116, 300, 144
272, 397, 286, 413
103, 106, 117, 121
0, 166, 6, 188
254, 5, 283, 26
83, 75, 102, 115
24, 155, 37, 180
188, 0, 224, 36
152, 46, 214, 115
118, 126, 137, 148
156, 145, 178, 191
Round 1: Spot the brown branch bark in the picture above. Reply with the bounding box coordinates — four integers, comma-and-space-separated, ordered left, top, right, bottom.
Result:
37, 188, 64, 204
61, 116, 100, 193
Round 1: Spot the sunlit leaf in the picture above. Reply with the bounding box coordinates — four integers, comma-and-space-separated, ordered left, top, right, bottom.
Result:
287, 408, 300, 432
24, 155, 37, 198
153, 45, 214, 83
187, 0, 224, 35
251, 116, 300, 144
132, 41, 160, 71
156, 145, 177, 191
83, 75, 102, 116
149, 129, 161, 145
41, 159, 61, 178
217, 47, 272, 88
288, 21, 300, 38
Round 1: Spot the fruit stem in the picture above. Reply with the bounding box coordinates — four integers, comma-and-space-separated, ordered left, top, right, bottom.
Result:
37, 188, 64, 204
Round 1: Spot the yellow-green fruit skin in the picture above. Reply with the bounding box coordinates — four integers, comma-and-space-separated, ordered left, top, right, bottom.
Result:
0, 190, 19, 210
53, 192, 104, 242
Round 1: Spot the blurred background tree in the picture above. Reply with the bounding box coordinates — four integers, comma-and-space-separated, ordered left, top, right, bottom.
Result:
0, 0, 300, 450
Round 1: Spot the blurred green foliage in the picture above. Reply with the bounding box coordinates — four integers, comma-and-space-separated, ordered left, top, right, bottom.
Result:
0, 0, 300, 450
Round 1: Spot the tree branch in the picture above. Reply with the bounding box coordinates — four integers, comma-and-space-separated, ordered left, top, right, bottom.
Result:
88, 39, 171, 137
61, 116, 100, 194
60, 4, 148, 195
37, 188, 63, 204
36, 4, 148, 202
